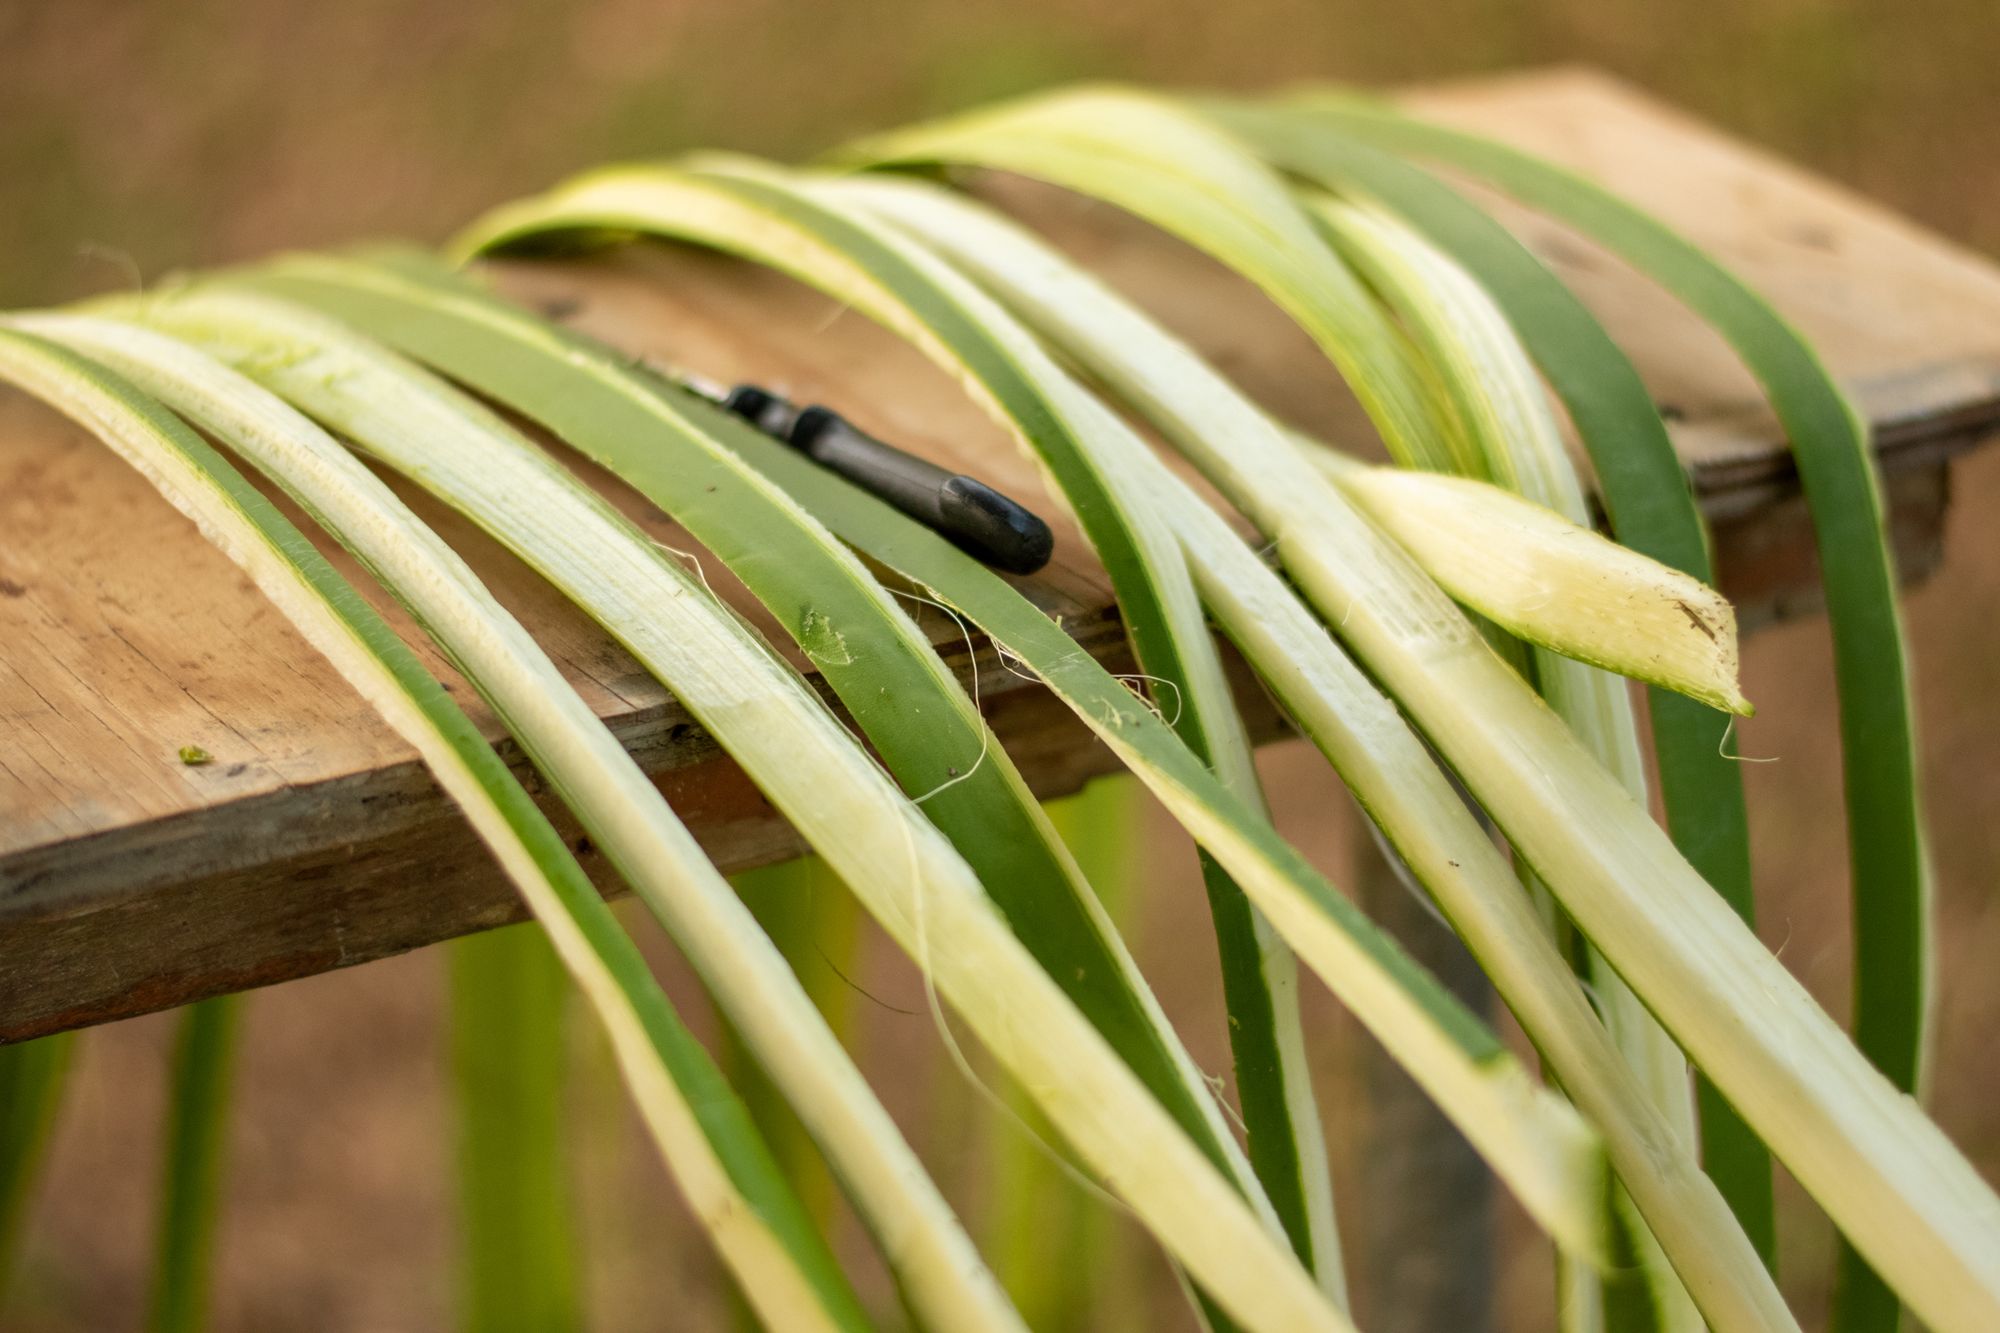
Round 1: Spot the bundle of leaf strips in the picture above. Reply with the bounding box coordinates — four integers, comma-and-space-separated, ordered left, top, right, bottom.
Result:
812, 84, 1983, 1333
0, 79, 1983, 1333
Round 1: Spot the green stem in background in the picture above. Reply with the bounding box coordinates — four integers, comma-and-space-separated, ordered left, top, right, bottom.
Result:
1050, 779, 1143, 911
1290, 97, 1928, 1330
0, 1033, 75, 1312
450, 925, 581, 1333
5, 317, 872, 1333
147, 996, 240, 1333
1203, 102, 1776, 1263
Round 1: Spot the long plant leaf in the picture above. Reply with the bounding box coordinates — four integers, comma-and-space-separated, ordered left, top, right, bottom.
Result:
837, 88, 1996, 1333
1205, 99, 1777, 1260
1287, 96, 1929, 1327
107, 287, 1346, 1333
0, 322, 872, 1333
454, 158, 1617, 1276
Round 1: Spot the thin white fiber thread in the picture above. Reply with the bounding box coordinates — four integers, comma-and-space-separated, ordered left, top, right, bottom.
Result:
885, 586, 993, 805
652, 537, 725, 605
1203, 1071, 1252, 1137
991, 640, 1044, 686
1716, 717, 1780, 764
1110, 672, 1184, 729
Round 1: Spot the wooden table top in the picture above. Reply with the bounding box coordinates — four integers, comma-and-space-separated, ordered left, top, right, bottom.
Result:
5, 67, 1999, 1040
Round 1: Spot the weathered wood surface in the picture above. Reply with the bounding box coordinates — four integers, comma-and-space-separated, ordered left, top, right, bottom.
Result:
4, 68, 1999, 1040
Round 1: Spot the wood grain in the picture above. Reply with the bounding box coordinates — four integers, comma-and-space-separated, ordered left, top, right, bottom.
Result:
4, 69, 1998, 1040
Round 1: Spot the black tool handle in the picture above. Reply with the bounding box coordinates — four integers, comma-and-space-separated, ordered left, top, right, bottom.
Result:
722, 385, 1054, 576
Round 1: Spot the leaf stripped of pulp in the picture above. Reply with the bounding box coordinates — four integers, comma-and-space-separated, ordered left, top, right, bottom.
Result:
114, 288, 1347, 1333
1202, 99, 1774, 1265
1306, 449, 1748, 715
60, 301, 1018, 1333
825, 173, 1790, 1333
1287, 99, 1930, 1332
455, 158, 1616, 1274
462, 165, 1345, 1303
234, 247, 1270, 1237
838, 87, 2000, 1333
0, 323, 869, 1333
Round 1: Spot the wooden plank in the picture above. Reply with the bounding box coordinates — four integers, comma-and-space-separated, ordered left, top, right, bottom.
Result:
4, 68, 1999, 1040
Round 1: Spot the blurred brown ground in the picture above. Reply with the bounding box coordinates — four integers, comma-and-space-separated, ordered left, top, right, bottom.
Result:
2, 0, 1996, 1329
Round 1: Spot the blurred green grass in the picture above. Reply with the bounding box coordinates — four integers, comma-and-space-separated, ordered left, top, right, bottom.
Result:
3, 0, 1996, 310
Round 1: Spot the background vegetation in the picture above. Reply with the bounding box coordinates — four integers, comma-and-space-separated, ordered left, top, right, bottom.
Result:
2, 0, 1995, 1328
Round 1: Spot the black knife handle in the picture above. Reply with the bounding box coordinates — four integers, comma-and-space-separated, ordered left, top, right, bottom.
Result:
721, 385, 1054, 576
